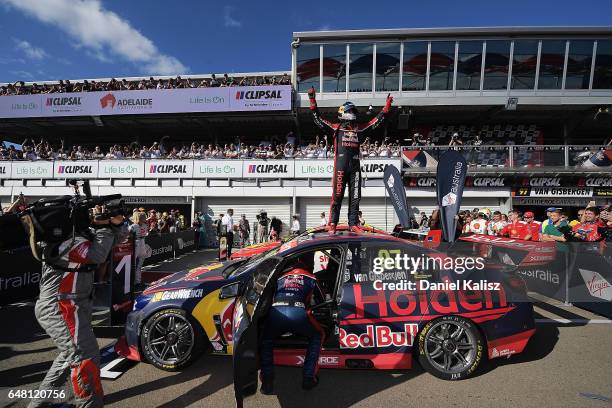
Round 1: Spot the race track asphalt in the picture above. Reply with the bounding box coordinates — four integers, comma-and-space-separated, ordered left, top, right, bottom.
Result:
1, 249, 611, 408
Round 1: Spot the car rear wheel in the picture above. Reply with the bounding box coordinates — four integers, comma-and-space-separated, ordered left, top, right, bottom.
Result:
417, 316, 484, 380
140, 308, 205, 371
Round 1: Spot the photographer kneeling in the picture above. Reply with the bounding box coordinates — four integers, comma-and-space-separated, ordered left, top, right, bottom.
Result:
29, 205, 127, 408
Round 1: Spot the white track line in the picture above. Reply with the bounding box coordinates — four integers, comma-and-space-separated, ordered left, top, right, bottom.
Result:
536, 318, 612, 324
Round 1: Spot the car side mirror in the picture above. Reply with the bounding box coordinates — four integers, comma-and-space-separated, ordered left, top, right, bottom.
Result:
219, 282, 243, 299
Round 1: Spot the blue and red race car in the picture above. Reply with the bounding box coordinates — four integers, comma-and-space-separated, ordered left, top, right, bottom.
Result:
118, 229, 535, 390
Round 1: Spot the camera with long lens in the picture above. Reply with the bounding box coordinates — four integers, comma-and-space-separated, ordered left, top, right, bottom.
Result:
0, 180, 127, 257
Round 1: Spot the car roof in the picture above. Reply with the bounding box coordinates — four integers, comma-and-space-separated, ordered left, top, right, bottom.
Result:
284, 230, 420, 253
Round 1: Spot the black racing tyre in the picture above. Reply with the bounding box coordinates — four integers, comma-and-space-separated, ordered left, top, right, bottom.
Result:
417, 315, 484, 380
140, 308, 206, 371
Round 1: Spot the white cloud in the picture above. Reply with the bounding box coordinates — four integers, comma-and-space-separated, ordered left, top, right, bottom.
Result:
223, 6, 241, 28
317, 25, 331, 31
1, 0, 187, 75
14, 38, 48, 60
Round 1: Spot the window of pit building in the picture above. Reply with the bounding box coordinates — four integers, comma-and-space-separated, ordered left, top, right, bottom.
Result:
297, 44, 321, 93
375, 43, 400, 92
565, 40, 595, 90
348, 43, 374, 93
323, 44, 347, 93
511, 40, 538, 90
593, 40, 612, 89
429, 41, 456, 91
538, 40, 566, 90
456, 41, 483, 91
402, 41, 428, 91
483, 40, 511, 90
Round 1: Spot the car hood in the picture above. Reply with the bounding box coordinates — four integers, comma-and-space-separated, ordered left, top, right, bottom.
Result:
142, 259, 239, 294
231, 241, 281, 259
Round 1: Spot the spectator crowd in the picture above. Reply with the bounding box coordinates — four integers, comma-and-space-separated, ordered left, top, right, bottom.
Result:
412, 205, 612, 242
0, 73, 291, 96
0, 136, 401, 161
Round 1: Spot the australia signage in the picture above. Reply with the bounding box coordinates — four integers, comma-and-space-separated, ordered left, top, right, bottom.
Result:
0, 86, 291, 118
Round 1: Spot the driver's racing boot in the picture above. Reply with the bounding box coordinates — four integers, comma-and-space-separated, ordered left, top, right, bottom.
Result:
302, 375, 319, 390
326, 223, 337, 235
349, 225, 364, 234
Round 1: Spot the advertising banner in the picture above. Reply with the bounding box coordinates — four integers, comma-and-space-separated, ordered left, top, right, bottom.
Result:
144, 159, 193, 179
193, 160, 242, 178
436, 150, 467, 243
383, 165, 410, 227
0, 247, 41, 306
144, 233, 175, 265
0, 162, 11, 179
11, 161, 54, 179
294, 159, 401, 179
0, 86, 291, 119
53, 160, 99, 179
174, 230, 196, 256
110, 241, 134, 325
242, 160, 295, 179
98, 160, 145, 179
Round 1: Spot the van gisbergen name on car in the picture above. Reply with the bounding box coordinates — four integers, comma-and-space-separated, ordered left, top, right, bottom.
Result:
149, 164, 188, 174
247, 164, 288, 174
151, 289, 204, 302
339, 324, 419, 349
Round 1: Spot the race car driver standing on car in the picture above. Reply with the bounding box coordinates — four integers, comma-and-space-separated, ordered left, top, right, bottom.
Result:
308, 87, 392, 234
29, 209, 127, 408
259, 258, 325, 394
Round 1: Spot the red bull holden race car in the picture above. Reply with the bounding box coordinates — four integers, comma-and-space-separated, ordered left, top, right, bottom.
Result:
118, 230, 535, 387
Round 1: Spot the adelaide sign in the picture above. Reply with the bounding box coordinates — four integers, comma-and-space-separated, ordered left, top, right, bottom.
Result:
0, 86, 291, 118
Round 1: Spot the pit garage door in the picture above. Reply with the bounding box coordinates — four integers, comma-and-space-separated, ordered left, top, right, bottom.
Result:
198, 197, 292, 237
300, 197, 397, 232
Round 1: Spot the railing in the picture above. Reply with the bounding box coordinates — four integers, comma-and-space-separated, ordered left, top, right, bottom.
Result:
401, 145, 611, 169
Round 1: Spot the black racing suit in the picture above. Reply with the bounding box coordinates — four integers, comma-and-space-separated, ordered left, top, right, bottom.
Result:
309, 95, 392, 226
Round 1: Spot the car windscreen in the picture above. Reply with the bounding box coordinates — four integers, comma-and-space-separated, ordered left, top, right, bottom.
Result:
225, 247, 281, 279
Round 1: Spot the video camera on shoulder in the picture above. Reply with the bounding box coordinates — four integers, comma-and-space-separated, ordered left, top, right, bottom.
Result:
0, 180, 127, 254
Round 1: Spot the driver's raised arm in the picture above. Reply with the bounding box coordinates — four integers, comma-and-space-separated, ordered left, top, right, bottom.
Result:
308, 87, 337, 132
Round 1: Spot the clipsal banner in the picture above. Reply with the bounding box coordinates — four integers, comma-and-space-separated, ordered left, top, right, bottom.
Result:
145, 160, 193, 179
242, 160, 295, 179
0, 86, 291, 119
53, 160, 99, 179
294, 159, 401, 179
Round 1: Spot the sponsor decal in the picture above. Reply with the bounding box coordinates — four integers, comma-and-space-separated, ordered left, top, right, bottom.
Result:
0, 271, 40, 290
247, 164, 288, 174
408, 177, 436, 188
176, 238, 195, 250
339, 324, 418, 349
57, 165, 93, 174
149, 164, 187, 174
579, 269, 612, 301
46, 96, 82, 106
100, 93, 152, 110
235, 89, 282, 100
441, 192, 457, 207
100, 163, 141, 176
491, 347, 516, 358
296, 355, 340, 366
151, 288, 204, 302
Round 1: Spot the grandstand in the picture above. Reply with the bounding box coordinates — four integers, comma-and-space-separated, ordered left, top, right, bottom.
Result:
0, 26, 611, 229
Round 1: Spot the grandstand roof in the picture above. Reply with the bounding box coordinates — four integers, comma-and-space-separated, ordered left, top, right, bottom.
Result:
293, 26, 612, 41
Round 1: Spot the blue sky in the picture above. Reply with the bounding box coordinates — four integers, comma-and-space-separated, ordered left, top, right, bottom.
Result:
0, 0, 611, 83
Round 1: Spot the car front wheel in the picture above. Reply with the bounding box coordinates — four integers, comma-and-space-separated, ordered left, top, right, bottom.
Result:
417, 315, 484, 380
140, 308, 205, 371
